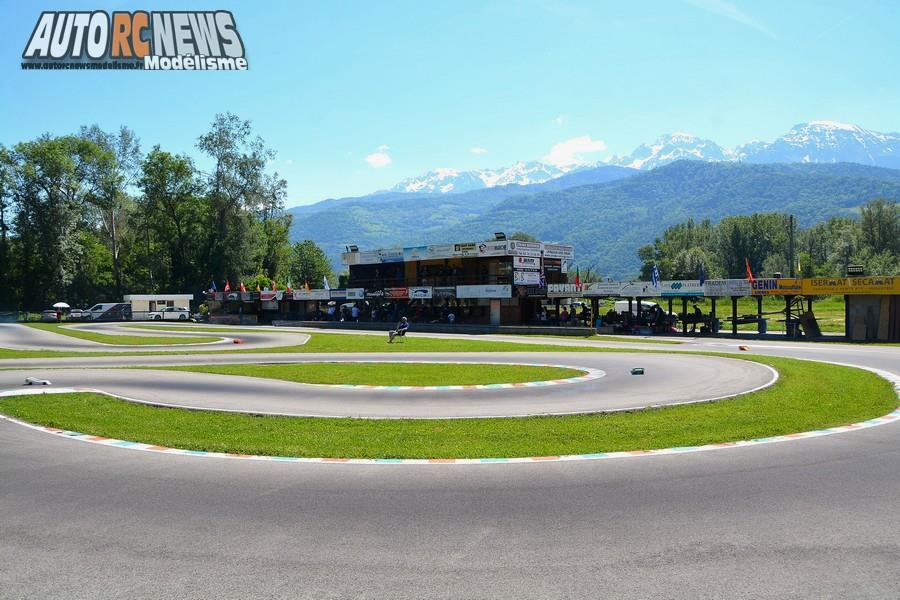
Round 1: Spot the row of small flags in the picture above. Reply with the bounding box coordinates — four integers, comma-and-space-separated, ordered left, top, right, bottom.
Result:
649, 258, 764, 287
208, 276, 330, 294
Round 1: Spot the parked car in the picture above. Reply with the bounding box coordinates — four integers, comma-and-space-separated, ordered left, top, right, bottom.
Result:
148, 306, 190, 321
68, 308, 87, 320
41, 309, 60, 322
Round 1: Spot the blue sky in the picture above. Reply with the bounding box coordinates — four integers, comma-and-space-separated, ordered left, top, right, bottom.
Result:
1, 0, 899, 206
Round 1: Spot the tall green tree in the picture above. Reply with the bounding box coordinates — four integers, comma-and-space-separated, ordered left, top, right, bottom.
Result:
79, 125, 142, 296
0, 146, 13, 309
137, 147, 205, 292
289, 240, 333, 288
9, 135, 111, 309
196, 113, 276, 283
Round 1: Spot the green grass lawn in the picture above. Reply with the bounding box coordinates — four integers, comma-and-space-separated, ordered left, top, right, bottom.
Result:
163, 363, 583, 386
2, 355, 894, 459
24, 323, 222, 346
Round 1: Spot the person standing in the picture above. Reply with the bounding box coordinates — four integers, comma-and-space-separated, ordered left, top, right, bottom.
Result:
351, 304, 360, 322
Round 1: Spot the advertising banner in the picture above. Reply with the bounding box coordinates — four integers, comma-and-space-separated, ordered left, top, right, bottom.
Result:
477, 240, 508, 256
658, 280, 704, 297
513, 255, 541, 269
619, 281, 661, 297
507, 240, 542, 258
547, 283, 583, 298
403, 245, 455, 262
453, 242, 478, 256
293, 289, 329, 300
751, 278, 802, 296
583, 281, 624, 296
365, 289, 385, 299
543, 243, 575, 259
384, 287, 409, 299
329, 289, 347, 299
514, 271, 542, 285
433, 286, 456, 299
801, 276, 900, 296
703, 279, 752, 297
259, 291, 277, 301
407, 286, 433, 299
346, 288, 365, 300
456, 284, 512, 299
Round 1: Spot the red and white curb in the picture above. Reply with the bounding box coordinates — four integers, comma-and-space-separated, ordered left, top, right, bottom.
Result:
0, 365, 897, 466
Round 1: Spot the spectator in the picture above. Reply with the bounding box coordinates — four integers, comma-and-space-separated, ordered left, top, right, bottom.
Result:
388, 316, 409, 343
560, 308, 569, 325
351, 304, 360, 322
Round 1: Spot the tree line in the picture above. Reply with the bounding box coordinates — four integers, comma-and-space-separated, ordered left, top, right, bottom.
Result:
0, 113, 334, 311
637, 199, 900, 280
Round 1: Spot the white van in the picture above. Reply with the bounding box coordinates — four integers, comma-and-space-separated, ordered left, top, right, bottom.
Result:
85, 302, 132, 321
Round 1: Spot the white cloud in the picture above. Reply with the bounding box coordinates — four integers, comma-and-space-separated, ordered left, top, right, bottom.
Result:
365, 150, 392, 168
543, 135, 607, 168
376, 144, 390, 152
470, 147, 488, 155
552, 115, 566, 126
684, 0, 776, 38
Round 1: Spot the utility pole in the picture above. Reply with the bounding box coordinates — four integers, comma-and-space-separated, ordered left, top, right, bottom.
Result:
788, 214, 795, 278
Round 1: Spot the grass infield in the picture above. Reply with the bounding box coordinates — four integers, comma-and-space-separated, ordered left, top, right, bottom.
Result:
1, 355, 895, 459
24, 323, 222, 346
162, 363, 584, 386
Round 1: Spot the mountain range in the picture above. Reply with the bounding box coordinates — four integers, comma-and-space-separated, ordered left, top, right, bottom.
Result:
379, 121, 900, 195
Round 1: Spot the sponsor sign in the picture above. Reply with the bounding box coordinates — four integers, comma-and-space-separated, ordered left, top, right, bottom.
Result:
801, 276, 900, 296
514, 271, 542, 285
751, 278, 802, 296
259, 291, 276, 301
293, 289, 329, 300
453, 242, 477, 256
403, 244, 455, 262
619, 281, 661, 297
583, 281, 624, 296
329, 289, 347, 299
703, 279, 752, 297
507, 240, 542, 257
21, 10, 248, 72
659, 280, 704, 297
547, 283, 583, 298
477, 240, 508, 257
433, 286, 456, 299
513, 255, 541, 269
354, 249, 403, 264
408, 286, 433, 299
346, 288, 365, 300
456, 284, 512, 299
365, 288, 385, 299
384, 287, 409, 299
543, 243, 575, 259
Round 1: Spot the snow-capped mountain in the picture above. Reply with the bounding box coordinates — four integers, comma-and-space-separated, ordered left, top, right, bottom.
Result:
735, 121, 900, 168
606, 133, 734, 170
389, 161, 572, 194
382, 122, 900, 196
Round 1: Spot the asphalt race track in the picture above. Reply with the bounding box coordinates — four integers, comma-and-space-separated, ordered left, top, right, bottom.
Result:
0, 323, 898, 598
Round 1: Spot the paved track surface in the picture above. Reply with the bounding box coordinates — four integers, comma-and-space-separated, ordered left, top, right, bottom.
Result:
0, 353, 774, 418
0, 322, 309, 352
0, 325, 898, 598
